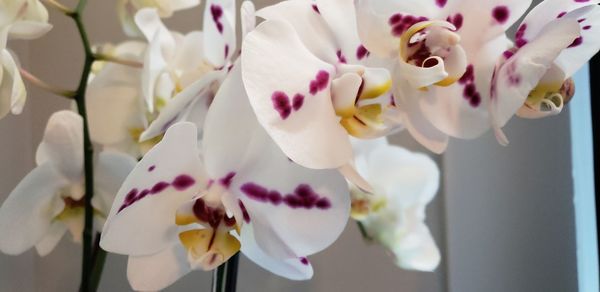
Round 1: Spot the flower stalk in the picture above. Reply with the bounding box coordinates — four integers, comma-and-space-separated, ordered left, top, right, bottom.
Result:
19, 67, 76, 98
212, 253, 240, 292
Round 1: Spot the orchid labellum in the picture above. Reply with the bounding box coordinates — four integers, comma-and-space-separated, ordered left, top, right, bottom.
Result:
352, 139, 441, 271
0, 111, 136, 256
356, 0, 532, 152
490, 0, 600, 144
241, 0, 402, 190
100, 65, 350, 291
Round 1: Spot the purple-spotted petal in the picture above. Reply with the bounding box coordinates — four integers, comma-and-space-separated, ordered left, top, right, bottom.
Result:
242, 20, 353, 170
203, 0, 236, 68
489, 18, 580, 143
100, 122, 207, 256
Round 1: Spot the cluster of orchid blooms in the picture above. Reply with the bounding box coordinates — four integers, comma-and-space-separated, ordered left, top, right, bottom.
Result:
0, 0, 598, 290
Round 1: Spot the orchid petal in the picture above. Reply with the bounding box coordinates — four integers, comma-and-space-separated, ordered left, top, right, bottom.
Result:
0, 50, 26, 115
205, 64, 351, 259
86, 42, 147, 149
256, 0, 338, 63
240, 224, 313, 280
241, 1, 256, 38
140, 71, 222, 142
554, 6, 600, 78
35, 111, 84, 181
127, 244, 192, 291
490, 18, 580, 140
242, 20, 353, 170
0, 163, 68, 255
203, 0, 236, 68
8, 21, 52, 40
101, 122, 207, 256
316, 0, 363, 63
94, 151, 137, 214
34, 222, 67, 256
170, 31, 206, 74
419, 35, 511, 138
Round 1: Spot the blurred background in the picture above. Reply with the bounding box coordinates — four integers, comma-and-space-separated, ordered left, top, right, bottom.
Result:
0, 0, 593, 291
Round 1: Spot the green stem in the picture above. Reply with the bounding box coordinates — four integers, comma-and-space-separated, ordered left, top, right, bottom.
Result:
64, 1, 96, 291
212, 253, 240, 292
90, 233, 107, 291
357, 221, 374, 243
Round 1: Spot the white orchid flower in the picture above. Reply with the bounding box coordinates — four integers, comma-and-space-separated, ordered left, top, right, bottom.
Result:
352, 139, 441, 271
0, 111, 136, 256
0, 0, 52, 40
0, 28, 26, 120
356, 0, 532, 153
138, 1, 258, 144
117, 0, 201, 36
241, 0, 402, 191
489, 0, 600, 145
86, 41, 156, 157
100, 65, 350, 291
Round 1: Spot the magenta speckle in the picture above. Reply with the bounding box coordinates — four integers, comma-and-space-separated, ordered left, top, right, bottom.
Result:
568, 36, 583, 48
172, 175, 196, 191
459, 64, 482, 108
300, 257, 310, 265
238, 200, 251, 223
309, 70, 329, 95
578, 18, 587, 23
356, 45, 370, 60
219, 172, 236, 188
503, 50, 515, 59
292, 94, 304, 111
210, 4, 224, 34
583, 25, 592, 30
224, 44, 229, 59
336, 50, 347, 64
492, 6, 510, 24
390, 13, 428, 36
515, 24, 528, 48
311, 4, 320, 14
148, 165, 155, 172
150, 182, 170, 194
124, 188, 138, 203
272, 91, 292, 119
446, 14, 463, 30
436, 0, 447, 8
240, 183, 331, 210
557, 11, 567, 18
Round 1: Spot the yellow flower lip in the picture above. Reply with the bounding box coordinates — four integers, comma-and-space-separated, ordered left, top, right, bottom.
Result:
179, 228, 241, 271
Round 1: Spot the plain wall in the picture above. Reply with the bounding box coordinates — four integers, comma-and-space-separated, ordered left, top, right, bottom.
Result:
0, 0, 578, 291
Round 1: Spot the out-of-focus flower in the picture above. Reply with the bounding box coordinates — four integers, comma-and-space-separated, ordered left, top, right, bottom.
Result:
241, 0, 402, 191
0, 0, 52, 120
0, 111, 136, 256
133, 1, 239, 141
86, 41, 154, 157
352, 138, 440, 271
0, 0, 52, 40
100, 65, 350, 291
0, 29, 26, 120
356, 0, 531, 152
117, 0, 200, 36
489, 0, 600, 144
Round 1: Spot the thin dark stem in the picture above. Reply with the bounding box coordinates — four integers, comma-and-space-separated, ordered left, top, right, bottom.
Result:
90, 233, 107, 291
212, 264, 227, 292
356, 221, 374, 243
224, 253, 240, 292
65, 1, 96, 291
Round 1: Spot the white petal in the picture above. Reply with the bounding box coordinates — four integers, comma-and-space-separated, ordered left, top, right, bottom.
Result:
0, 50, 26, 115
35, 222, 67, 256
94, 151, 137, 214
554, 6, 600, 78
240, 1, 256, 38
170, 31, 206, 74
256, 0, 338, 63
8, 21, 52, 40
0, 164, 68, 255
205, 64, 351, 259
203, 0, 236, 68
240, 224, 313, 281
392, 220, 441, 271
241, 20, 353, 170
490, 18, 581, 137
316, 0, 362, 63
168, 0, 201, 13
100, 122, 207, 256
35, 111, 84, 181
127, 244, 192, 291
140, 71, 223, 141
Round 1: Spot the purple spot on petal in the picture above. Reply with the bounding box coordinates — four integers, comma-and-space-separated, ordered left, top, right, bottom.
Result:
241, 183, 269, 202
148, 165, 156, 172
219, 172, 236, 188
238, 200, 251, 223
315, 198, 332, 209
224, 44, 229, 59
557, 11, 567, 18
356, 45, 370, 60
309, 70, 330, 95
271, 91, 292, 119
292, 94, 304, 111
436, 0, 447, 8
124, 188, 138, 204
300, 257, 310, 265
210, 4, 224, 34
492, 6, 510, 24
568, 36, 583, 48
172, 175, 196, 191
241, 183, 330, 210
583, 25, 592, 30
150, 182, 170, 194
311, 4, 320, 14
336, 50, 347, 64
